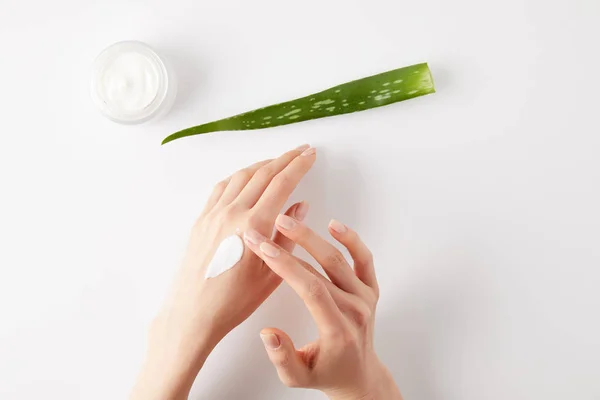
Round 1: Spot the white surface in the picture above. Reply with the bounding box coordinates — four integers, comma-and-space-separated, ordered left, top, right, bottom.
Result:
0, 0, 599, 399
204, 235, 244, 279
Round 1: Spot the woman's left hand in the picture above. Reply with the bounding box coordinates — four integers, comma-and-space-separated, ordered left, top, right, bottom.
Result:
131, 145, 316, 400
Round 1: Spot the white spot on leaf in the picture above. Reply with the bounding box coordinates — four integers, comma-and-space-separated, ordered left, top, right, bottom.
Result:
374, 94, 391, 101
326, 106, 335, 112
408, 90, 418, 95
284, 109, 302, 116
383, 82, 391, 86
394, 79, 403, 84
313, 99, 335, 106
263, 116, 272, 120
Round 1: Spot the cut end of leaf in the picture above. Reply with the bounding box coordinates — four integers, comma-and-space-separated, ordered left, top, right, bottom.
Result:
423, 63, 436, 94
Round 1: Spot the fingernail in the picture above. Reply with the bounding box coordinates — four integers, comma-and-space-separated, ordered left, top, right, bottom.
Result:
276, 214, 297, 230
260, 242, 281, 258
301, 147, 316, 157
329, 219, 347, 234
244, 229, 265, 245
296, 144, 310, 151
294, 201, 309, 221
260, 333, 280, 350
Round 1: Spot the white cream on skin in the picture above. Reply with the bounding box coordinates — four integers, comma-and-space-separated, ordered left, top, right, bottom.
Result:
205, 235, 245, 279
97, 51, 160, 114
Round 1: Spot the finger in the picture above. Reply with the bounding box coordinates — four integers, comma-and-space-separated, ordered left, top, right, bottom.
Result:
274, 215, 365, 295
292, 258, 371, 328
218, 159, 272, 205
236, 145, 310, 208
272, 201, 309, 253
328, 220, 379, 294
200, 177, 231, 217
260, 328, 310, 388
244, 229, 346, 335
296, 254, 353, 308
252, 147, 316, 218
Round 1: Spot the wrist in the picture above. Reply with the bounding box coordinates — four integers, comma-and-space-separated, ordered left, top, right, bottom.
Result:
130, 320, 222, 400
325, 364, 403, 400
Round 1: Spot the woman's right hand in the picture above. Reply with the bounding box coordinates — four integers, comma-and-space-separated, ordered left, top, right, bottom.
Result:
244, 217, 403, 400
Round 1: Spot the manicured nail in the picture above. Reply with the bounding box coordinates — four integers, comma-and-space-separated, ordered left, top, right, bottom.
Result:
260, 333, 281, 350
260, 242, 281, 258
294, 201, 309, 221
329, 219, 347, 234
296, 144, 310, 151
276, 214, 297, 230
301, 147, 316, 157
244, 229, 265, 245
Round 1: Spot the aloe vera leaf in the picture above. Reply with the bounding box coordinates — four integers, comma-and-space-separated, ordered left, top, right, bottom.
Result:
162, 63, 435, 145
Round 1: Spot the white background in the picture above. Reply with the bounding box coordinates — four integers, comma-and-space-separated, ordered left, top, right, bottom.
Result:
0, 0, 599, 399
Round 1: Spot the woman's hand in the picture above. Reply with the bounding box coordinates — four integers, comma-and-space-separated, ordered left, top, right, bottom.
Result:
244, 217, 403, 400
131, 145, 316, 400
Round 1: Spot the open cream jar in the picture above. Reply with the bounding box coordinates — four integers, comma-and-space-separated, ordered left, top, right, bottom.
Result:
91, 41, 177, 124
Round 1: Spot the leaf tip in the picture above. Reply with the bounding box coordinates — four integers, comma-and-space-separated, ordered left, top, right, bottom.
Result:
161, 135, 175, 145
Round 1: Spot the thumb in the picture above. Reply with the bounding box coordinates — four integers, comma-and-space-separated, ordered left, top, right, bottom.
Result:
260, 328, 309, 388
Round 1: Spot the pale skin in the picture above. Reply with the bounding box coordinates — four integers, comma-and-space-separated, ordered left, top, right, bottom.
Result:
130, 145, 403, 400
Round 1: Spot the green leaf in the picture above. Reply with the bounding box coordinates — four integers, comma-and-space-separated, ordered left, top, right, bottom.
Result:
162, 63, 435, 145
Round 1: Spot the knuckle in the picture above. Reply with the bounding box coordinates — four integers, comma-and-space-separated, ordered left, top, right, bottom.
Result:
307, 278, 326, 299
329, 330, 358, 349
356, 251, 374, 269
222, 204, 239, 219
352, 303, 372, 327
325, 251, 348, 268
234, 169, 252, 182
257, 165, 275, 180
274, 352, 291, 368
272, 173, 292, 190
373, 288, 380, 303
247, 212, 269, 229
363, 292, 378, 309
213, 205, 238, 225
214, 179, 229, 192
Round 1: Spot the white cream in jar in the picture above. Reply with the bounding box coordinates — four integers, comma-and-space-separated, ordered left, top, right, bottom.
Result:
91, 41, 176, 124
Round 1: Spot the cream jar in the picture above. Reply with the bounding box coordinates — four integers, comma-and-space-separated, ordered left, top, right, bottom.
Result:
91, 41, 177, 124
